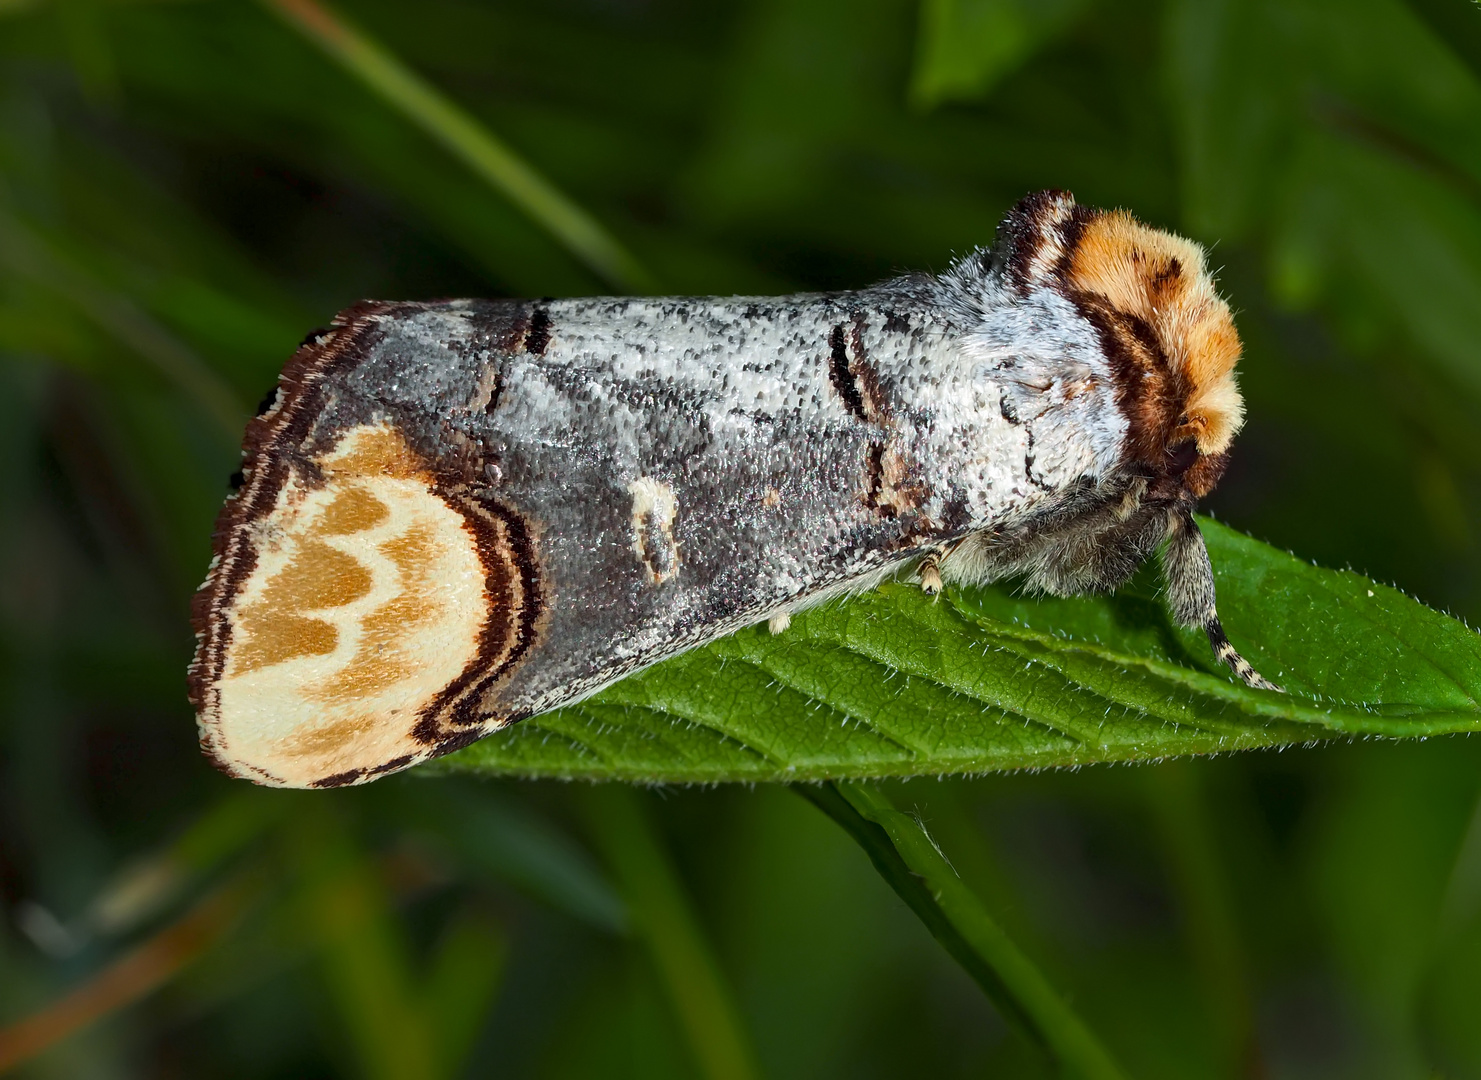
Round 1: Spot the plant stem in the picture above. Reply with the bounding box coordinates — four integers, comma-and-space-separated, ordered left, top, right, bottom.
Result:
798, 780, 1129, 1080
0, 876, 253, 1072
259, 0, 654, 293
582, 786, 760, 1080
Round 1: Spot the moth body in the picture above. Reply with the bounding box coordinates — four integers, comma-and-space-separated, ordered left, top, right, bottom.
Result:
190, 191, 1274, 789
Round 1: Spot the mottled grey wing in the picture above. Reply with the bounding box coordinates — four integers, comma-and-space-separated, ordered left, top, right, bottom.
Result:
188, 293, 954, 788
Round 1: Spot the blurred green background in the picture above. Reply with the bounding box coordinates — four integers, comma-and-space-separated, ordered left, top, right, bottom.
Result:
3, 0, 1481, 1076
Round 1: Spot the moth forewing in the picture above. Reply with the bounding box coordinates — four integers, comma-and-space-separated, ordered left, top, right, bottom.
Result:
189, 190, 1275, 789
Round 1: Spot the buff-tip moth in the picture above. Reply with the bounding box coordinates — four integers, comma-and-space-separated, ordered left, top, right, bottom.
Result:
188, 190, 1277, 789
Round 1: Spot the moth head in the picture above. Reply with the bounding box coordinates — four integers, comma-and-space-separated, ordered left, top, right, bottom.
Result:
995, 190, 1245, 500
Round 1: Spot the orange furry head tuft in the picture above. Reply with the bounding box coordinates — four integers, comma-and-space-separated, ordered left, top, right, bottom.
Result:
1063, 209, 1244, 457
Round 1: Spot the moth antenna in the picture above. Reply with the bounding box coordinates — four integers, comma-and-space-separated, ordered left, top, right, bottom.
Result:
1203, 614, 1281, 692
1162, 512, 1282, 692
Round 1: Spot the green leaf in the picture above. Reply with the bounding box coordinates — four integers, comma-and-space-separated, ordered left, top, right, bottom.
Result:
436, 519, 1481, 784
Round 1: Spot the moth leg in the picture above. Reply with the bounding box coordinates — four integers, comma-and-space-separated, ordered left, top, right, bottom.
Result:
768, 611, 792, 635
1162, 512, 1282, 692
917, 553, 943, 597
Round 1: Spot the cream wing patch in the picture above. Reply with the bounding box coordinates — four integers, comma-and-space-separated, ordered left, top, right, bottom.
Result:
212, 424, 488, 787
628, 475, 680, 584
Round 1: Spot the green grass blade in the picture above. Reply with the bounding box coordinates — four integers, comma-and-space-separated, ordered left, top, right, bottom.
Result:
1143, 764, 1258, 1077
258, 0, 655, 292
0, 209, 246, 440
383, 782, 627, 933
581, 786, 760, 1080
422, 913, 506, 1080
290, 809, 438, 1080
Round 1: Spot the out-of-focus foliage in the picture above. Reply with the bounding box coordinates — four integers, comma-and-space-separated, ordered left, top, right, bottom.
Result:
912, 0, 1092, 107
1, 0, 1481, 1077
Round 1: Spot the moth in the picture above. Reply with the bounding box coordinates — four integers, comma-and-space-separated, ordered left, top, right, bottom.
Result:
188, 190, 1277, 790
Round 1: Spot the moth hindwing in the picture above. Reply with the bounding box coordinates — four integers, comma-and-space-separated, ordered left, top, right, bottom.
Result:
188, 189, 1275, 789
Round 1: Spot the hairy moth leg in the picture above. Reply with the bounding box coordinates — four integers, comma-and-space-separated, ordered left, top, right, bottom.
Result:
1162, 512, 1281, 691
917, 553, 943, 597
